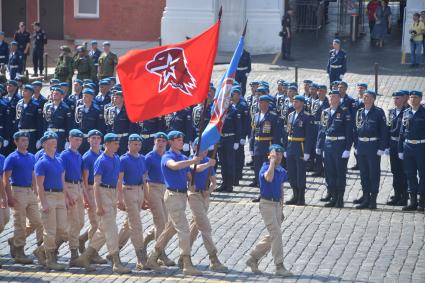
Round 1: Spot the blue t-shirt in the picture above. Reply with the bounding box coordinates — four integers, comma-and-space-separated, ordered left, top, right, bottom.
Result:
35, 149, 59, 161
161, 150, 189, 191
0, 154, 5, 175
259, 162, 288, 200
190, 156, 215, 192
3, 150, 36, 187
82, 149, 102, 185
35, 154, 65, 190
120, 153, 146, 185
145, 150, 165, 184
94, 153, 120, 187
60, 149, 83, 182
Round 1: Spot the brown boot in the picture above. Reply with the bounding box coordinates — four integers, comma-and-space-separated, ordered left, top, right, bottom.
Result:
143, 231, 155, 248
78, 232, 89, 254
33, 246, 46, 266
246, 256, 261, 274
45, 249, 66, 271
54, 239, 65, 261
8, 238, 16, 258
209, 253, 228, 272
135, 249, 148, 270
90, 250, 107, 264
178, 256, 183, 269
69, 249, 79, 267
71, 246, 97, 271
275, 263, 293, 277
158, 250, 175, 266
145, 248, 163, 271
111, 253, 131, 274
182, 255, 202, 276
14, 246, 33, 264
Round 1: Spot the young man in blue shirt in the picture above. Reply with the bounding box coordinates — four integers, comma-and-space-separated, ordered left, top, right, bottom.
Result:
246, 144, 293, 277
73, 133, 131, 274
35, 132, 70, 271
3, 131, 43, 265
146, 130, 203, 276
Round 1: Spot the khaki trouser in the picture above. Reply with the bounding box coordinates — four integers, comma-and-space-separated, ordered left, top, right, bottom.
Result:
12, 186, 43, 247
145, 182, 168, 240
40, 192, 68, 250
0, 207, 10, 232
188, 191, 217, 255
86, 186, 99, 239
250, 199, 284, 265
88, 188, 119, 254
119, 185, 144, 250
66, 182, 85, 249
155, 190, 190, 256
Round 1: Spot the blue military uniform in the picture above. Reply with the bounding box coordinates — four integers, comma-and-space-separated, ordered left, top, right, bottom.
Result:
0, 38, 9, 65
283, 98, 314, 206
399, 91, 425, 211
8, 47, 24, 80
16, 96, 44, 153
354, 96, 388, 209
138, 117, 166, 155
310, 96, 329, 176
235, 49, 251, 96
31, 81, 48, 110
234, 93, 251, 184
316, 98, 353, 208
326, 46, 347, 85
43, 101, 73, 151
166, 108, 193, 156
2, 85, 22, 154
32, 28, 47, 75
217, 104, 241, 192
75, 102, 105, 154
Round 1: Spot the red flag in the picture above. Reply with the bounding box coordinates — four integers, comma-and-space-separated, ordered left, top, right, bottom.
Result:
117, 22, 220, 122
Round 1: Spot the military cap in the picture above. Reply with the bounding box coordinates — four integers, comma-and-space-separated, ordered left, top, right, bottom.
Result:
74, 79, 83, 85
52, 87, 65, 95
167, 130, 185, 140
82, 88, 95, 96
23, 84, 34, 93
83, 83, 95, 90
113, 91, 123, 97
32, 80, 43, 87
40, 131, 58, 144
259, 95, 273, 103
400, 89, 410, 95
365, 90, 377, 98
108, 77, 117, 83
10, 41, 17, 45
288, 85, 298, 91
69, 129, 84, 138
303, 80, 313, 84
231, 86, 242, 95
289, 82, 298, 87
249, 80, 260, 86
104, 133, 120, 142
112, 84, 122, 92
392, 91, 404, 97
103, 41, 111, 46
99, 79, 110, 86
59, 82, 70, 87
256, 86, 268, 94
333, 38, 341, 44
310, 83, 319, 89
318, 84, 327, 90
410, 90, 423, 97
60, 45, 71, 53
330, 90, 340, 96
294, 95, 306, 102
269, 144, 284, 153
88, 129, 103, 138
153, 132, 168, 140
338, 81, 348, 87
91, 40, 98, 45
128, 134, 142, 142
13, 131, 30, 140
331, 80, 341, 86
50, 79, 60, 85
277, 79, 285, 85
357, 83, 368, 88
7, 80, 18, 86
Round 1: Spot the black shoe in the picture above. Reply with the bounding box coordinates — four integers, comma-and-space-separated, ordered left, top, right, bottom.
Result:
246, 160, 254, 166
32, 73, 38, 77
226, 186, 234, 193
403, 193, 418, 211
350, 164, 359, 170
248, 181, 258, 187
311, 171, 324, 177
324, 198, 336, 207
356, 193, 370, 209
417, 194, 424, 212
386, 196, 400, 205
296, 189, 305, 206
320, 192, 332, 202
353, 195, 364, 204
335, 191, 344, 208
251, 196, 261, 203
215, 184, 227, 192
369, 193, 377, 210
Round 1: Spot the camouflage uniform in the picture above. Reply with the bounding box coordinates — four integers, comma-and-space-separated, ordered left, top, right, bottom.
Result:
54, 46, 74, 84
73, 47, 96, 81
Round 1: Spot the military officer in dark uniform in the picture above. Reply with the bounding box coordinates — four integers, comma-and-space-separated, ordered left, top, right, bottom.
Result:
350, 83, 367, 170
281, 86, 297, 150
284, 95, 314, 206
2, 80, 22, 154
338, 81, 356, 116
89, 41, 101, 75
386, 91, 408, 206
31, 81, 48, 109
326, 39, 347, 86
94, 79, 112, 110
8, 42, 24, 80
310, 85, 329, 177
16, 85, 44, 153
399, 91, 425, 211
138, 117, 166, 155
316, 90, 353, 207
64, 79, 84, 129
353, 90, 388, 210
280, 8, 293, 61
275, 80, 287, 117
235, 49, 251, 96
0, 31, 9, 66
13, 22, 30, 72
166, 108, 193, 156
31, 22, 47, 77
104, 91, 138, 155
75, 88, 105, 153
43, 88, 73, 151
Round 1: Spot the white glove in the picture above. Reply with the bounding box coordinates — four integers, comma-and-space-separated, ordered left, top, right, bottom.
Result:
36, 140, 42, 149
284, 152, 287, 158
183, 143, 190, 152
240, 139, 246, 145
398, 153, 404, 160
233, 143, 239, 150
339, 74, 344, 80
315, 148, 321, 155
354, 149, 357, 155
303, 154, 310, 161
377, 150, 384, 156
341, 150, 350, 159
250, 151, 254, 156
384, 148, 390, 155
2, 140, 8, 147
64, 141, 70, 150
208, 145, 214, 151
245, 72, 249, 77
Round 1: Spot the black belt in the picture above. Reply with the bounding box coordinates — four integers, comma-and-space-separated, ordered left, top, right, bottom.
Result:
100, 184, 116, 189
45, 188, 63, 193
261, 196, 281, 202
167, 188, 187, 193
124, 182, 143, 186
65, 179, 80, 184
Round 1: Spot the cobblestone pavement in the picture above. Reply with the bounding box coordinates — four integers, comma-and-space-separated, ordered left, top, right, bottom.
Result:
1, 63, 425, 283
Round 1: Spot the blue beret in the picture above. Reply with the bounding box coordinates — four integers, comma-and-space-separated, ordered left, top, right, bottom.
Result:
69, 129, 84, 138
277, 79, 285, 85
289, 82, 298, 87
259, 95, 273, 103
83, 79, 94, 84
40, 132, 58, 144
32, 80, 43, 87
310, 83, 319, 89
74, 79, 83, 85
269, 144, 284, 153
128, 134, 142, 142
113, 91, 123, 96
10, 41, 17, 45
288, 85, 298, 91
410, 90, 423, 97
331, 80, 341, 86
330, 90, 340, 96
7, 80, 18, 86
13, 131, 30, 140
318, 84, 327, 90
153, 132, 168, 140
232, 81, 240, 87
256, 86, 268, 94
259, 81, 269, 88
392, 91, 404, 97
99, 79, 110, 86
249, 80, 260, 86
365, 90, 377, 98
294, 95, 306, 102
23, 84, 34, 92
338, 81, 348, 87
357, 83, 368, 88
52, 87, 65, 95
112, 84, 122, 91
91, 40, 98, 45
167, 130, 185, 140
400, 90, 410, 96
333, 38, 341, 44
231, 87, 242, 95
108, 77, 116, 83
59, 82, 70, 87
104, 133, 120, 142
103, 41, 111, 46
303, 80, 313, 84
88, 129, 103, 137
50, 79, 60, 85
82, 88, 95, 96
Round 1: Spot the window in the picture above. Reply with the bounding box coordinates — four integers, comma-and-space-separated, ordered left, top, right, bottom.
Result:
74, 0, 99, 19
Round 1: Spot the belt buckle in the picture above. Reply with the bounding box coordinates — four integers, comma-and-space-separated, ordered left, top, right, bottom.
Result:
411, 140, 417, 144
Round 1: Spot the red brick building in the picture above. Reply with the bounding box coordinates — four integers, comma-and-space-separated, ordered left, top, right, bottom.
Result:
1, 0, 165, 42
